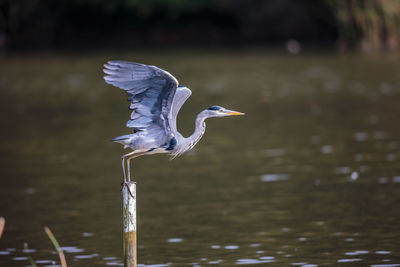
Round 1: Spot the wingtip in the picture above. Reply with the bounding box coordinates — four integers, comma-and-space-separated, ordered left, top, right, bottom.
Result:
106, 60, 120, 65
103, 68, 118, 75
103, 75, 114, 81
103, 62, 119, 71
103, 61, 122, 79
107, 60, 134, 66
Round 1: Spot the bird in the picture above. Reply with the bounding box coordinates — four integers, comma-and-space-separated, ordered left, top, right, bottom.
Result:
103, 60, 244, 185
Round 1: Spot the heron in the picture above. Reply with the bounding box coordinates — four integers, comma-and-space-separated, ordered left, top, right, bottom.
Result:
103, 60, 244, 186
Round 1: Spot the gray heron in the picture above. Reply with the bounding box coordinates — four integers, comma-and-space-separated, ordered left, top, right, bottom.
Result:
103, 60, 244, 185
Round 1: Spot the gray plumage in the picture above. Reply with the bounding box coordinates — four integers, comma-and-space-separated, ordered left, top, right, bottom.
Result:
103, 60, 244, 183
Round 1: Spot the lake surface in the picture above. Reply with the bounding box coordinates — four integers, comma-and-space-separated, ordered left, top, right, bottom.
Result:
0, 50, 400, 266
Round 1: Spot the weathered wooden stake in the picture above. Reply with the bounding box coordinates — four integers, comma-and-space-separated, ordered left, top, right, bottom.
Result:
122, 182, 137, 267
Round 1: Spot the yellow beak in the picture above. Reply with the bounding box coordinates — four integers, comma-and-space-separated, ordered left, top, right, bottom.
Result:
225, 109, 245, 116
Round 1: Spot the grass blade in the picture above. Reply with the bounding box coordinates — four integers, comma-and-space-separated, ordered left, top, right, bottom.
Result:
0, 217, 5, 239
24, 242, 37, 267
44, 226, 67, 267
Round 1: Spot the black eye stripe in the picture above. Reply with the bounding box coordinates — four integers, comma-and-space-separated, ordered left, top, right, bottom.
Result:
208, 106, 221, 111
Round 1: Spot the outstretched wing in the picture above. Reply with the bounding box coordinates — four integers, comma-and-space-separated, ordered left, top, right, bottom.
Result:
103, 60, 179, 138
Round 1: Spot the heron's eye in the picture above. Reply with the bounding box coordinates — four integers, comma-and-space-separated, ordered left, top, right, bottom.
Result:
208, 106, 221, 111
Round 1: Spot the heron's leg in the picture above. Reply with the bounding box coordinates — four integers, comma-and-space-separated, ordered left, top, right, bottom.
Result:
121, 152, 136, 197
121, 151, 145, 198
126, 152, 145, 182
121, 151, 136, 182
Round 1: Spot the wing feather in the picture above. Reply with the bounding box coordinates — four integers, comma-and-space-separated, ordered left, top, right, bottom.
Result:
169, 87, 192, 136
103, 60, 186, 148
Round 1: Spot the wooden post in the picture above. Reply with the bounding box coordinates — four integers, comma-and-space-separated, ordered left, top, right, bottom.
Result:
122, 182, 137, 267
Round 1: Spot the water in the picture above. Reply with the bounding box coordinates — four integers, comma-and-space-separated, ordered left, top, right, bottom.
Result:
0, 50, 400, 266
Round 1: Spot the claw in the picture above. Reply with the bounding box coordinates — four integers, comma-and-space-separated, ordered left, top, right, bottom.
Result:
121, 181, 135, 198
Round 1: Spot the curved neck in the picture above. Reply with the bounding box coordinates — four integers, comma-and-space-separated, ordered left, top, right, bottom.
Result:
171, 110, 209, 158
192, 112, 207, 139
184, 111, 207, 151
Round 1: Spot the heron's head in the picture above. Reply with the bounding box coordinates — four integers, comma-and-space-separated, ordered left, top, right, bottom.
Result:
205, 106, 245, 118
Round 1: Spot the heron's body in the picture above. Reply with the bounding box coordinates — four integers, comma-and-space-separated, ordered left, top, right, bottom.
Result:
111, 106, 208, 157
103, 60, 244, 183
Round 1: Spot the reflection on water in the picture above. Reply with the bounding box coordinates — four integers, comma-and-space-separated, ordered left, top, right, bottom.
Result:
0, 51, 400, 266
260, 173, 290, 182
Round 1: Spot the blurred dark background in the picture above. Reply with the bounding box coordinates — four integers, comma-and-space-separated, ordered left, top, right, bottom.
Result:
0, 0, 399, 53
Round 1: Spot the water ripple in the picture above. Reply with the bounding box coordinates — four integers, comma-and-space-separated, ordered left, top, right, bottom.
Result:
60, 246, 85, 253
236, 258, 274, 265
167, 238, 183, 243
260, 174, 290, 182
376, 251, 391, 255
74, 253, 98, 259
345, 250, 369, 256
224, 245, 239, 250
337, 258, 362, 262
370, 265, 400, 267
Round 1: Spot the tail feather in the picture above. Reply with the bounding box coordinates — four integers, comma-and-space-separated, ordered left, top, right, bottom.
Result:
111, 134, 133, 147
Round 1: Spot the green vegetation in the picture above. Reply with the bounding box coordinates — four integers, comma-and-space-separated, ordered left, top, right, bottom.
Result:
0, 0, 399, 51
328, 0, 400, 52
0, 217, 67, 266
0, 217, 4, 239
24, 243, 38, 267
44, 226, 67, 267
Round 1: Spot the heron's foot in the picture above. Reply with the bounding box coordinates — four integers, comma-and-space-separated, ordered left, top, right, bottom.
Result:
121, 181, 135, 198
